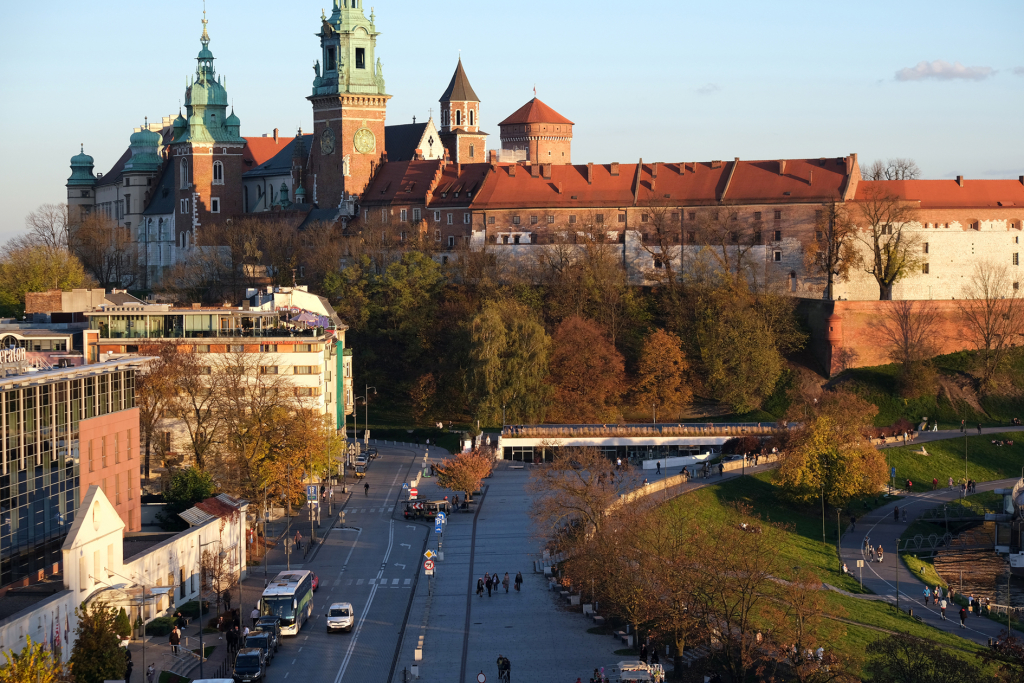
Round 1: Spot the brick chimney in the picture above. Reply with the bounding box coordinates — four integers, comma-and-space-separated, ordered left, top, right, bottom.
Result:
489, 150, 497, 164
587, 163, 593, 185
610, 162, 620, 176
651, 162, 659, 179
1019, 175, 1024, 186
557, 182, 563, 194
808, 169, 813, 185
509, 164, 516, 177
778, 160, 786, 175
542, 164, 551, 179
414, 148, 424, 161
274, 128, 279, 143
531, 164, 540, 178
957, 175, 964, 187
678, 162, 685, 175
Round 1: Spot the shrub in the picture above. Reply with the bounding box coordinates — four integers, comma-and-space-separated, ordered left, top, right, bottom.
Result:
177, 600, 209, 619
144, 616, 175, 637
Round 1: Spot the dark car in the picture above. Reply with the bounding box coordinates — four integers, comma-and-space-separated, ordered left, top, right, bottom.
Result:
244, 632, 275, 663
232, 647, 266, 682
366, 446, 379, 460
251, 617, 281, 651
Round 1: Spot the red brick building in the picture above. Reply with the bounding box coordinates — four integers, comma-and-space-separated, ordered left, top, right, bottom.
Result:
499, 98, 574, 164
438, 59, 488, 164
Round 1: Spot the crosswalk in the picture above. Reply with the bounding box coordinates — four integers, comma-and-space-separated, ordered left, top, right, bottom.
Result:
329, 578, 412, 587
342, 507, 395, 514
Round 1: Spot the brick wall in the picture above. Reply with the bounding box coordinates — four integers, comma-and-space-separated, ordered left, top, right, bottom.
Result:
25, 290, 64, 314
79, 408, 141, 532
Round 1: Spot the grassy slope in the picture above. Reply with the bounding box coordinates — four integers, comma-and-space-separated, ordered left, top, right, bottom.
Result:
886, 435, 1024, 489
660, 472, 989, 671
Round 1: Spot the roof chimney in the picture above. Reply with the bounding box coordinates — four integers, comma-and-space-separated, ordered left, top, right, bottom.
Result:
808, 169, 813, 185
778, 159, 786, 176
957, 175, 964, 187
542, 164, 551, 179
274, 128, 279, 143
678, 162, 685, 175
414, 148, 424, 161
557, 182, 563, 194
610, 162, 620, 177
1019, 175, 1024, 186
587, 162, 593, 185
531, 164, 540, 178
489, 150, 497, 164
651, 162, 658, 179
508, 164, 516, 177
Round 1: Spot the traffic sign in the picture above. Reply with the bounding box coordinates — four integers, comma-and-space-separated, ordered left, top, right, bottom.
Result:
402, 483, 409, 490
306, 484, 318, 501
409, 487, 418, 499
436, 512, 446, 523
424, 550, 436, 560
891, 466, 896, 477
434, 519, 443, 534
477, 673, 486, 683
424, 560, 435, 571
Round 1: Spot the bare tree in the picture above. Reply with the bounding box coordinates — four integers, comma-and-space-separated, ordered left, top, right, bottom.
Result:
874, 300, 940, 396
863, 158, 921, 181
957, 262, 1024, 385
854, 185, 921, 300
70, 212, 141, 290
136, 344, 178, 484
168, 348, 222, 471
804, 198, 861, 300
17, 203, 71, 251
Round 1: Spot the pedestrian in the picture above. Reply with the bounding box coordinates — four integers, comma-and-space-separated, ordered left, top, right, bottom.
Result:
877, 545, 883, 563
656, 461, 661, 475
515, 571, 523, 592
364, 482, 369, 496
146, 664, 155, 683
923, 586, 931, 605
169, 626, 181, 655
242, 625, 249, 640
893, 506, 899, 523
175, 611, 186, 629
907, 479, 913, 492
960, 606, 967, 628
850, 515, 857, 532
486, 574, 493, 597
477, 577, 485, 596
948, 476, 953, 490
869, 545, 876, 562
901, 507, 907, 523
978, 423, 983, 435
640, 643, 648, 663
227, 626, 238, 653
940, 598, 947, 619
124, 648, 133, 683
251, 605, 260, 628
503, 572, 510, 593
718, 462, 724, 477
294, 530, 302, 553
932, 477, 938, 491
651, 648, 660, 665
961, 481, 967, 498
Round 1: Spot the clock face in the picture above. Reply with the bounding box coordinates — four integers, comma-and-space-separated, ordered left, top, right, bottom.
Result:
353, 127, 375, 155
320, 128, 336, 155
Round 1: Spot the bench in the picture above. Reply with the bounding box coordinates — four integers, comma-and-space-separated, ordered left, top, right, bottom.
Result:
592, 615, 605, 625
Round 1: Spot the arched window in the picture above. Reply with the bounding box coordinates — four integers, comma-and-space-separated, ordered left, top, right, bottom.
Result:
213, 161, 223, 184
469, 110, 474, 126
180, 159, 188, 189
455, 110, 461, 126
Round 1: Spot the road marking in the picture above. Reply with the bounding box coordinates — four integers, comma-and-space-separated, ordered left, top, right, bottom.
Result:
356, 579, 364, 585
299, 646, 303, 652
291, 659, 296, 665
334, 579, 341, 587
346, 579, 353, 586
285, 673, 290, 679
333, 519, 395, 683
392, 578, 399, 585
404, 579, 411, 585
369, 578, 376, 585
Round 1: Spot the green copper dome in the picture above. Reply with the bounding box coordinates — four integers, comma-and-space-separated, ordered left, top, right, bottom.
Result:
68, 145, 96, 186
172, 14, 244, 146
125, 126, 163, 174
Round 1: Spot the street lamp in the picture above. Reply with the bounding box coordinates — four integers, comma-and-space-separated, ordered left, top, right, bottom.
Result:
363, 385, 377, 443
197, 538, 226, 680
895, 537, 901, 613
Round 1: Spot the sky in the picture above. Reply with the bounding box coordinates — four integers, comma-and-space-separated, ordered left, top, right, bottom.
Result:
0, 0, 1021, 244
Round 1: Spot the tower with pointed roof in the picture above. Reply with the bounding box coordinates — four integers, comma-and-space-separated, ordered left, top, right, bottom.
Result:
438, 58, 487, 163
498, 97, 573, 164
306, 0, 391, 209
67, 145, 97, 226
168, 11, 246, 244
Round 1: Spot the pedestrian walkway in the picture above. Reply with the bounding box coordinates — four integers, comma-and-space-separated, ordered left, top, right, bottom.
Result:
839, 478, 1018, 645
876, 426, 1024, 449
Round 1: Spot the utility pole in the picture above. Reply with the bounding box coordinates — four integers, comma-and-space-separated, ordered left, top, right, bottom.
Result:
895, 537, 901, 613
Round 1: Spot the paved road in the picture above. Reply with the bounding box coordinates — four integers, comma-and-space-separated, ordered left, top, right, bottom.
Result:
839, 478, 1018, 645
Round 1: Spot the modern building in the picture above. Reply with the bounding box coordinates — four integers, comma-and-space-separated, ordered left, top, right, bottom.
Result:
0, 353, 149, 592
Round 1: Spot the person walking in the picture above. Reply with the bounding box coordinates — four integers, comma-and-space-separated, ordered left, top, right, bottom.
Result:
169, 626, 181, 655
893, 506, 899, 523
364, 482, 369, 496
640, 643, 648, 663
948, 476, 954, 490
901, 507, 907, 523
656, 461, 661, 475
486, 574, 493, 597
251, 605, 260, 628
146, 664, 155, 683
877, 545, 883, 563
514, 571, 523, 592
940, 598, 948, 620
978, 423, 983, 435
477, 577, 485, 596
932, 478, 938, 491
850, 515, 857, 532
718, 462, 724, 477
503, 572, 510, 593
922, 586, 931, 605
294, 530, 302, 554
959, 606, 967, 628
124, 648, 133, 683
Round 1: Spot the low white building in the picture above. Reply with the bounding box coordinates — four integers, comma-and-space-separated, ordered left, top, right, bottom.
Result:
0, 486, 247, 663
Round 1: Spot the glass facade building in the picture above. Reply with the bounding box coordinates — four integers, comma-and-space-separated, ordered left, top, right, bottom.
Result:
0, 361, 140, 588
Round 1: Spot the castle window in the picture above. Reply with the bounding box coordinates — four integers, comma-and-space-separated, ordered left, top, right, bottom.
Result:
754, 211, 762, 220
434, 211, 441, 222
530, 215, 538, 225
327, 47, 337, 71
400, 209, 408, 222
455, 110, 461, 126
209, 198, 219, 213
356, 48, 366, 69
774, 210, 782, 220
448, 236, 455, 247
547, 215, 555, 224
435, 230, 441, 241
124, 177, 130, 187
1014, 253, 1020, 266
513, 216, 521, 225
773, 230, 782, 241
469, 110, 474, 126
569, 215, 577, 224
413, 208, 421, 221
773, 250, 782, 262
464, 213, 471, 225
595, 214, 604, 224
687, 231, 696, 243
180, 198, 189, 215
923, 242, 929, 254
618, 214, 626, 223
922, 263, 930, 274
488, 216, 495, 224
447, 213, 453, 225
125, 195, 131, 214
213, 161, 224, 184
671, 213, 679, 221
688, 212, 696, 221
642, 214, 649, 223
400, 231, 407, 241
180, 160, 189, 189
469, 144, 475, 158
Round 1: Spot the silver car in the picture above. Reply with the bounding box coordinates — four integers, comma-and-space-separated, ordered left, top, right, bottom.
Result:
325, 602, 354, 632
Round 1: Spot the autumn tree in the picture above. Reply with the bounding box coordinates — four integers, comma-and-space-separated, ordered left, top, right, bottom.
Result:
774, 390, 887, 507
469, 299, 552, 425
863, 158, 921, 181
0, 636, 71, 683
136, 344, 178, 483
854, 185, 921, 300
70, 212, 141, 290
167, 347, 221, 471
866, 633, 981, 683
804, 198, 861, 300
70, 602, 126, 683
633, 329, 691, 421
435, 449, 493, 501
874, 299, 940, 397
547, 316, 625, 423
0, 242, 93, 318
957, 261, 1024, 385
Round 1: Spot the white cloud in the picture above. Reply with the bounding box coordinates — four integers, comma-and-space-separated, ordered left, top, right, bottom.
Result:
695, 83, 720, 96
895, 60, 993, 82
1014, 67, 1024, 76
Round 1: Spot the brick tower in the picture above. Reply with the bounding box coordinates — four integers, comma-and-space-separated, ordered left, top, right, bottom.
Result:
307, 0, 391, 208
498, 98, 574, 164
438, 58, 488, 163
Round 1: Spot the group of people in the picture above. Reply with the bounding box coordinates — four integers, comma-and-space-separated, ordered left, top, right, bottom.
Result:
496, 654, 511, 682
477, 571, 523, 596
863, 539, 884, 563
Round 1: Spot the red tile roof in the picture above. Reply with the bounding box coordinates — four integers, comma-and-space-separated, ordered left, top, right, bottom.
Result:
361, 159, 444, 205
721, 158, 851, 204
855, 179, 1024, 209
498, 98, 574, 126
429, 163, 493, 207
243, 136, 295, 168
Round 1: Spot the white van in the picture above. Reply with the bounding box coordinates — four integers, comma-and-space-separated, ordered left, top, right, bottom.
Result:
326, 602, 355, 632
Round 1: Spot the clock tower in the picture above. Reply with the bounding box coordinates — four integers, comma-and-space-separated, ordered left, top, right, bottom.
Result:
307, 0, 390, 208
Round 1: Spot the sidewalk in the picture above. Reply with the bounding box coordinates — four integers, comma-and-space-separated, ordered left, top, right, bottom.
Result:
839, 478, 1019, 645
876, 426, 1024, 450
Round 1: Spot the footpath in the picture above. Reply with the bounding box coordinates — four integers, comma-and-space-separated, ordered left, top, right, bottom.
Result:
838, 478, 1019, 646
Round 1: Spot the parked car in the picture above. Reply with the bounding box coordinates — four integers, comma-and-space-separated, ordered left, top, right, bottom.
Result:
325, 602, 355, 633
251, 617, 280, 651
311, 572, 319, 591
232, 648, 267, 682
244, 632, 275, 663
366, 446, 379, 460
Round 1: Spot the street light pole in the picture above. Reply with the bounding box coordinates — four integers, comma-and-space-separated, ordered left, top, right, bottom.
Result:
364, 385, 377, 442
895, 537, 901, 614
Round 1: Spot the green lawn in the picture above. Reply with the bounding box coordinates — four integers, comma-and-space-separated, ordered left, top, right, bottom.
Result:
886, 434, 1024, 489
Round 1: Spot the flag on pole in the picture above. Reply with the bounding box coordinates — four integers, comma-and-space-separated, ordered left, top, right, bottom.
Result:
64, 614, 69, 642
43, 614, 50, 652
